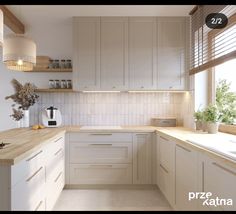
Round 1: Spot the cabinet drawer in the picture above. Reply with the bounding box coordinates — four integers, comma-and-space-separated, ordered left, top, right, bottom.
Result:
45, 136, 65, 182
158, 163, 175, 207
46, 161, 65, 211
69, 133, 132, 142
70, 142, 132, 164
11, 165, 45, 210
11, 149, 44, 187
69, 164, 132, 184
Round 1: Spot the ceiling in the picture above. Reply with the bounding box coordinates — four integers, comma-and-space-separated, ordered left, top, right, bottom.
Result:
6, 5, 194, 27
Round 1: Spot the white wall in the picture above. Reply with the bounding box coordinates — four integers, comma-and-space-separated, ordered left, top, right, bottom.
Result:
0, 21, 72, 131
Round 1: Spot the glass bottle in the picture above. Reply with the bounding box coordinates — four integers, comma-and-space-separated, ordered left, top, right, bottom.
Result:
66, 60, 72, 69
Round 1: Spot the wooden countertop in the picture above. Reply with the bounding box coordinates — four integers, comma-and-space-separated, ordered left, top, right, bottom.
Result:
0, 126, 235, 167
0, 127, 66, 165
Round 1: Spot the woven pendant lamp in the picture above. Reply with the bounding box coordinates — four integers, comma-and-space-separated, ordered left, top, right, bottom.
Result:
3, 34, 36, 71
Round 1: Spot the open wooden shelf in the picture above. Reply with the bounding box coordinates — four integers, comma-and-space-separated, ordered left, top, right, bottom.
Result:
35, 88, 75, 92
25, 68, 72, 72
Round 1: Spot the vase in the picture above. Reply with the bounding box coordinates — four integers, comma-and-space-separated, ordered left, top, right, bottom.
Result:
207, 122, 219, 134
195, 121, 202, 130
22, 110, 30, 128
202, 122, 208, 132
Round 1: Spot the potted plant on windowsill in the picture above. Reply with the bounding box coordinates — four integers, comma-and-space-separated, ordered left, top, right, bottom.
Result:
204, 104, 221, 134
194, 109, 204, 130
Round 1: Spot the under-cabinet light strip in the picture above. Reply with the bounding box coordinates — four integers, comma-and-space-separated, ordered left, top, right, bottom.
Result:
81, 90, 188, 93
128, 91, 189, 93
82, 91, 121, 93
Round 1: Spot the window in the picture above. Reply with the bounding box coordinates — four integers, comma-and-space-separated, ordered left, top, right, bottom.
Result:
191, 5, 236, 133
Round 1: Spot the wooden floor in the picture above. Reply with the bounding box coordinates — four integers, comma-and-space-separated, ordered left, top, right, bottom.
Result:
54, 187, 172, 211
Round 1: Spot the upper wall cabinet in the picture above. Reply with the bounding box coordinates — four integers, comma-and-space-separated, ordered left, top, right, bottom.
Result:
73, 17, 100, 91
73, 17, 189, 91
157, 17, 189, 90
129, 17, 157, 90
100, 17, 129, 90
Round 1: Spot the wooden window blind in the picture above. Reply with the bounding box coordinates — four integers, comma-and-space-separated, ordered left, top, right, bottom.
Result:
190, 5, 236, 75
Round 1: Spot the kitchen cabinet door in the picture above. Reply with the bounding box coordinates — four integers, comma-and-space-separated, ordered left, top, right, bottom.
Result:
202, 155, 236, 211
175, 143, 198, 210
157, 135, 175, 207
133, 133, 152, 184
129, 17, 157, 90
73, 17, 100, 90
100, 17, 128, 90
157, 17, 189, 90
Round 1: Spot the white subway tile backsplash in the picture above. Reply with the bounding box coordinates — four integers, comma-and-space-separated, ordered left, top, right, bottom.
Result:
30, 92, 191, 126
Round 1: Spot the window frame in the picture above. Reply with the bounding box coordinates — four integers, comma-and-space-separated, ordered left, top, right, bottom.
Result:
207, 13, 236, 134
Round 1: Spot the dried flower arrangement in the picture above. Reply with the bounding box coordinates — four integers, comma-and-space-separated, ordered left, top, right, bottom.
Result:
5, 79, 39, 121
10, 108, 24, 121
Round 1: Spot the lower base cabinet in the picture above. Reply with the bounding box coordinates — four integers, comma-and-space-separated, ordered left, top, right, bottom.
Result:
69, 164, 132, 184
156, 135, 175, 207
11, 165, 46, 211
175, 143, 198, 210
133, 133, 152, 184
0, 134, 65, 211
202, 155, 236, 211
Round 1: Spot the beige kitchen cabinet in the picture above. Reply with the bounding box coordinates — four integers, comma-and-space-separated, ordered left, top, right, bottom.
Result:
69, 163, 132, 184
73, 17, 100, 90
201, 154, 236, 211
100, 17, 129, 90
0, 134, 65, 211
129, 17, 157, 90
157, 17, 189, 90
132, 133, 152, 184
67, 132, 133, 185
156, 135, 175, 207
175, 143, 199, 210
44, 135, 65, 211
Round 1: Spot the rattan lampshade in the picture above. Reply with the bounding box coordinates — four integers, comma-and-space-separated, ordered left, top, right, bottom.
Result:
3, 34, 36, 71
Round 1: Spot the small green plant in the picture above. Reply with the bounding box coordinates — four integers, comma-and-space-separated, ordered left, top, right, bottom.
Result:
216, 79, 236, 125
204, 104, 220, 123
194, 109, 204, 121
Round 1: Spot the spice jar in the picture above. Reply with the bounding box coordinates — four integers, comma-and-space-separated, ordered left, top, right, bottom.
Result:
66, 60, 72, 69
66, 80, 72, 89
60, 80, 67, 89
53, 60, 60, 69
55, 80, 60, 89
60, 60, 66, 69
48, 60, 54, 69
49, 79, 55, 89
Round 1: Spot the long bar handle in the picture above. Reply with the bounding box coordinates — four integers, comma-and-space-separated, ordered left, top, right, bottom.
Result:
160, 164, 169, 174
90, 133, 112, 136
176, 144, 191, 153
35, 200, 43, 211
89, 165, 113, 168
54, 137, 63, 143
54, 148, 63, 156
26, 150, 43, 162
212, 162, 236, 176
26, 167, 43, 182
54, 172, 63, 183
160, 136, 169, 141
